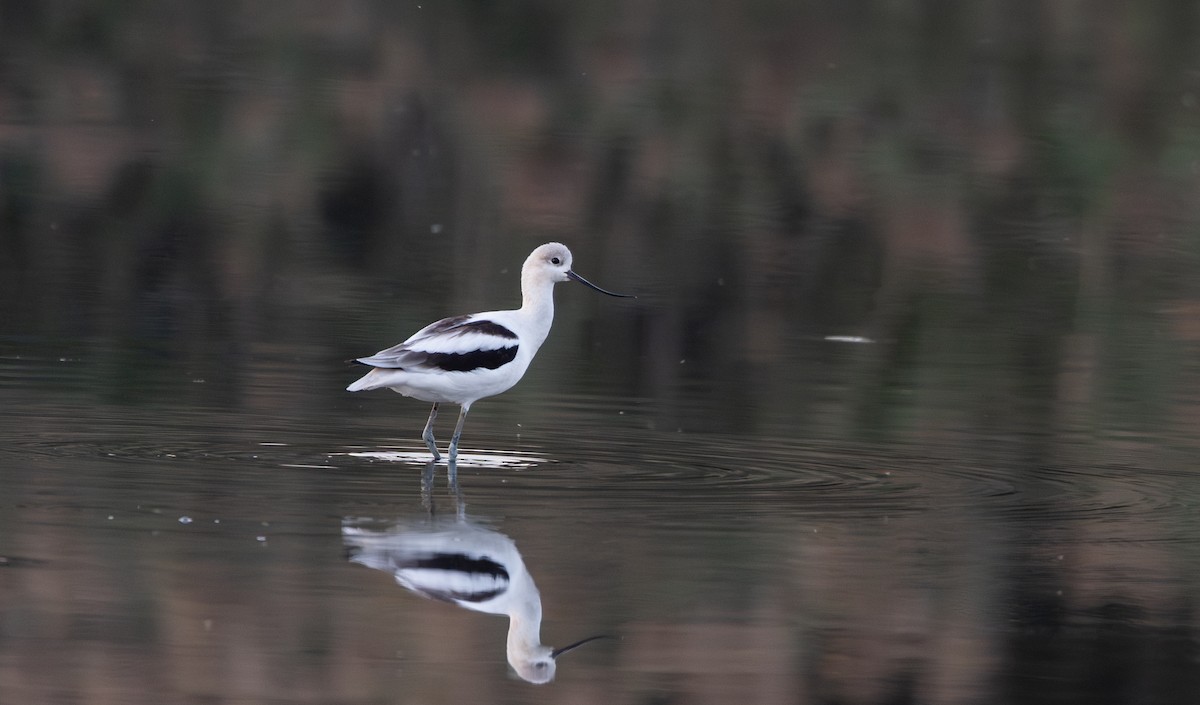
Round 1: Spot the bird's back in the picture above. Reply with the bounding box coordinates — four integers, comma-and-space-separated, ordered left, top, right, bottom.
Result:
346, 309, 543, 404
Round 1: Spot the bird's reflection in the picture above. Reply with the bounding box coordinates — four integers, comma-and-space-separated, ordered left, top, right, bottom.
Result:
343, 460, 608, 684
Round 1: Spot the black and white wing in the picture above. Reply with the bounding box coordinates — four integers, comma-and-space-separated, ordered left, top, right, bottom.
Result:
355, 315, 520, 373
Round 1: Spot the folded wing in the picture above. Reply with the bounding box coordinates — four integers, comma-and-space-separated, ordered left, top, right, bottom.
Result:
355, 315, 520, 373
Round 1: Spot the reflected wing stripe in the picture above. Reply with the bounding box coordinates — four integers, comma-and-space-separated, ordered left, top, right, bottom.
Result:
396, 552, 511, 604
413, 553, 509, 578
413, 586, 506, 604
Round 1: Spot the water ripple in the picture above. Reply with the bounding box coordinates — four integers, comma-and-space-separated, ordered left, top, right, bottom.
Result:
0, 400, 1186, 531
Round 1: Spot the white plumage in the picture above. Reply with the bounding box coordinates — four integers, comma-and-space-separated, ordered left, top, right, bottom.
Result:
347, 243, 631, 461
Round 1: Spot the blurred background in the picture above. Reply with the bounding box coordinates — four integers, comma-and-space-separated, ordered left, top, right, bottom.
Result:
3, 1, 1200, 704
3, 0, 1198, 442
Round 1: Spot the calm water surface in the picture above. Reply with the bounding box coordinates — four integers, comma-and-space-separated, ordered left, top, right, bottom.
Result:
2, 333, 1198, 704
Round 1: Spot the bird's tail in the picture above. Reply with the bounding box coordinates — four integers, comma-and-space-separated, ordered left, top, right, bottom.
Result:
347, 368, 381, 392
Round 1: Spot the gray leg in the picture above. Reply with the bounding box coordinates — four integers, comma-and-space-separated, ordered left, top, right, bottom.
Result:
448, 403, 471, 462
422, 403, 441, 461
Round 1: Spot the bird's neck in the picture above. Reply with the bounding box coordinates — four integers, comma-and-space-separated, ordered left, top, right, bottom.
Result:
519, 276, 556, 346
506, 590, 546, 655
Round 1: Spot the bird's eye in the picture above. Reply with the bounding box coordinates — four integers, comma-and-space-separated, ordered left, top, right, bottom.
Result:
550, 257, 562, 265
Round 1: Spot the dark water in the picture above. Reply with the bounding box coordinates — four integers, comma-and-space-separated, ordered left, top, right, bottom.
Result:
4, 336, 1200, 703
5, 2, 1200, 704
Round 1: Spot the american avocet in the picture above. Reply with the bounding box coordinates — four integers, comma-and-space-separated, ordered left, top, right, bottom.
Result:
343, 515, 610, 683
347, 243, 631, 461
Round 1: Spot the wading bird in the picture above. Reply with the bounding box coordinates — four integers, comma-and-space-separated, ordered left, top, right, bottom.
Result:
347, 243, 632, 461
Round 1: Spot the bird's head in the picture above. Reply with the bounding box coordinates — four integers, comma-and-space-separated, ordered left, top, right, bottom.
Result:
524, 242, 634, 298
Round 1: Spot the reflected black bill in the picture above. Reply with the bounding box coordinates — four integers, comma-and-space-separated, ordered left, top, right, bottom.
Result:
551, 634, 614, 659
567, 270, 635, 298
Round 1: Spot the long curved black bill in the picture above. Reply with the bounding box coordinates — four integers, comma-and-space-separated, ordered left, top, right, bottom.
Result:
551, 634, 615, 659
567, 270, 635, 298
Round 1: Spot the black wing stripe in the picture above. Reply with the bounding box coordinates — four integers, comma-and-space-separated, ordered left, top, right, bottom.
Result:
416, 316, 518, 341
426, 346, 518, 372
455, 320, 519, 340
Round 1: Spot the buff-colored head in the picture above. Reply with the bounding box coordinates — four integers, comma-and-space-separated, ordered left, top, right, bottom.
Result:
521, 243, 634, 297
523, 242, 575, 284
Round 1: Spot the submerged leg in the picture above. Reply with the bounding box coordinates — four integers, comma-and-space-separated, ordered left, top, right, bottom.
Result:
420, 460, 436, 513
447, 458, 465, 521
422, 403, 441, 461
448, 403, 471, 462
446, 458, 463, 517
